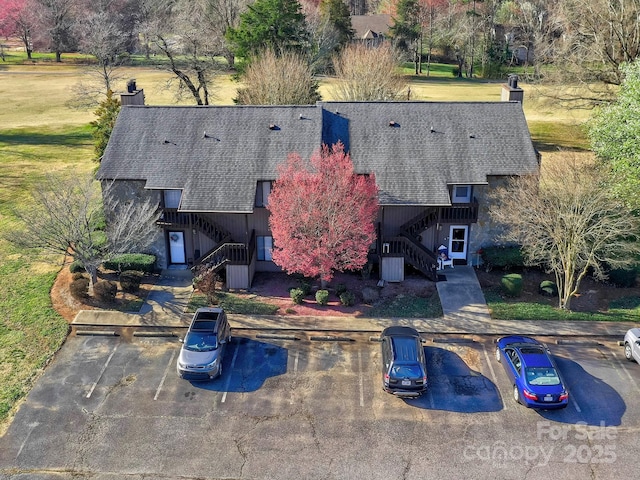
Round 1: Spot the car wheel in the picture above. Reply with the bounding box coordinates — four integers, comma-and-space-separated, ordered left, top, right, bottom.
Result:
513, 385, 521, 404
495, 346, 501, 362
624, 342, 635, 362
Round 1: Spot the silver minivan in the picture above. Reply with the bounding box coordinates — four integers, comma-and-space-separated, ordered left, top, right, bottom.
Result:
177, 307, 231, 380
624, 328, 640, 363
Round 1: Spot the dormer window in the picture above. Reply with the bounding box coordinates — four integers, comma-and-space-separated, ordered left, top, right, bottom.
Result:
163, 189, 182, 209
255, 181, 273, 207
452, 185, 471, 203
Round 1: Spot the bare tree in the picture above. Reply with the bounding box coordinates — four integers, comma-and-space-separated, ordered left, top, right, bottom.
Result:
150, 0, 224, 105
489, 155, 640, 310
69, 9, 128, 108
303, 2, 341, 73
205, 0, 250, 68
6, 173, 161, 287
31, 0, 79, 62
331, 43, 408, 101
521, 0, 640, 106
235, 48, 321, 104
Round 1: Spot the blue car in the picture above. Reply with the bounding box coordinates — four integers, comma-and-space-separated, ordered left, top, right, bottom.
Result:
495, 336, 568, 409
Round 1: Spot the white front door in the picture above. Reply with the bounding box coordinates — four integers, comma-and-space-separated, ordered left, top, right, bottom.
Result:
449, 226, 468, 260
168, 231, 186, 264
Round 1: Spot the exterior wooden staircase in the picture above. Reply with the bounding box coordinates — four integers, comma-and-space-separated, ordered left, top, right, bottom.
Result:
158, 211, 231, 244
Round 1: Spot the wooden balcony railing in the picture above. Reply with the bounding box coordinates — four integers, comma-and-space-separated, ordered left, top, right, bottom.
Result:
439, 200, 479, 223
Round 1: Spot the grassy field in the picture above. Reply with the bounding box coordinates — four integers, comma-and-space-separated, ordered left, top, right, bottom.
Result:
0, 60, 593, 431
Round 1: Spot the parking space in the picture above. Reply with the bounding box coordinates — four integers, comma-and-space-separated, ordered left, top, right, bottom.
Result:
1, 332, 639, 479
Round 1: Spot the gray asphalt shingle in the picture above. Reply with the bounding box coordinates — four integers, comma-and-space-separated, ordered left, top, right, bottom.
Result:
98, 101, 539, 211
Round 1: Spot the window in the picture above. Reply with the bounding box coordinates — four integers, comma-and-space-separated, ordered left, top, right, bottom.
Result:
255, 181, 273, 207
163, 189, 182, 209
257, 236, 273, 261
452, 185, 471, 203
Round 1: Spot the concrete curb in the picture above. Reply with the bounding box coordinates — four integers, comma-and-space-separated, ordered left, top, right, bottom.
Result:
75, 330, 118, 336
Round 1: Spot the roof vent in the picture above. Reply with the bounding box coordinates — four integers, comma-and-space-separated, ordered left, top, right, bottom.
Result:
389, 121, 398, 127
469, 134, 476, 138
269, 124, 279, 130
430, 126, 436, 133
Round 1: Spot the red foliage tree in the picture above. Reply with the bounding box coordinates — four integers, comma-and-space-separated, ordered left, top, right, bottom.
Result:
268, 142, 379, 287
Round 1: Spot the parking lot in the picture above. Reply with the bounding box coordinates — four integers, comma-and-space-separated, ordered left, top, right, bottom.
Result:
1, 330, 639, 480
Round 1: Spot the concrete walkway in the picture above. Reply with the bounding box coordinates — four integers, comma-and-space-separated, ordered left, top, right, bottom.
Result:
72, 266, 637, 338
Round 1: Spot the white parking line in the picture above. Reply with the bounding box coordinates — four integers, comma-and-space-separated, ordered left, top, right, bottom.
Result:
86, 344, 118, 398
290, 350, 300, 405
358, 351, 364, 407
16, 422, 38, 460
570, 392, 581, 413
221, 342, 240, 403
481, 345, 505, 410
610, 351, 640, 394
154, 350, 176, 400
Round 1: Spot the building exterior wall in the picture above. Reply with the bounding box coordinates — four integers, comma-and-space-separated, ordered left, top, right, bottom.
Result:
379, 205, 427, 237
101, 180, 166, 268
468, 176, 513, 266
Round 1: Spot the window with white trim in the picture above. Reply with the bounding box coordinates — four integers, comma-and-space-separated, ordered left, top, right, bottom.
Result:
163, 189, 182, 209
452, 185, 471, 203
257, 236, 273, 261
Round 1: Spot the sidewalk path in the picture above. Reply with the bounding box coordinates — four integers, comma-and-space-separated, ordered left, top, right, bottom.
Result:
72, 267, 636, 338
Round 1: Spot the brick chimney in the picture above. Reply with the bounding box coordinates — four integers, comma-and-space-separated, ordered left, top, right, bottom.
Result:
120, 79, 145, 106
501, 74, 524, 104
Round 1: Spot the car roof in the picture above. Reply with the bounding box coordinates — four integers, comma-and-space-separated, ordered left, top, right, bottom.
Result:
382, 326, 420, 338
391, 338, 421, 362
513, 344, 554, 368
190, 308, 225, 331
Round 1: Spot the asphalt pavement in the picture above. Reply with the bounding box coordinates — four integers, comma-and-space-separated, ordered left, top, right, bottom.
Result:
71, 266, 637, 338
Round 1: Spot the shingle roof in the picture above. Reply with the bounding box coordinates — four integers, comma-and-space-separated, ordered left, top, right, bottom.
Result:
98, 101, 539, 212
98, 105, 321, 212
350, 14, 392, 39
320, 101, 539, 205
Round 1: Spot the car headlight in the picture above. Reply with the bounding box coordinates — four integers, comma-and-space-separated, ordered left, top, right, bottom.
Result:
205, 359, 218, 368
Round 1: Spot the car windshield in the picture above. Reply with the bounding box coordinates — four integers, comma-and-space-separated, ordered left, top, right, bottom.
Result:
390, 363, 422, 378
525, 367, 560, 386
184, 331, 218, 352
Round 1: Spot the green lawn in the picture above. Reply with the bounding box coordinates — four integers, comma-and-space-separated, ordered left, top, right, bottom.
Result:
483, 288, 640, 322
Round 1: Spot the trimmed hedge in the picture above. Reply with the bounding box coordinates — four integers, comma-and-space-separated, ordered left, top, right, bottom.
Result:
315, 289, 329, 305
69, 277, 89, 300
481, 246, 524, 270
103, 254, 156, 273
335, 283, 348, 296
607, 267, 637, 288
93, 280, 118, 302
120, 270, 143, 293
501, 273, 523, 297
297, 280, 312, 296
539, 280, 558, 297
290, 288, 305, 304
339, 291, 356, 306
